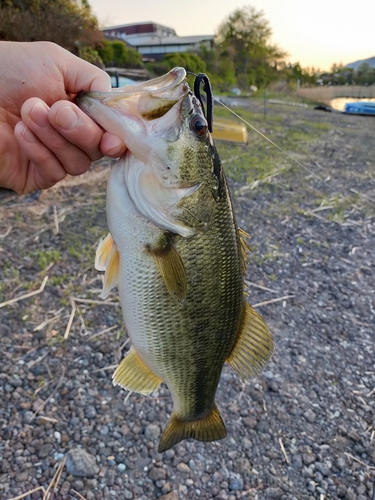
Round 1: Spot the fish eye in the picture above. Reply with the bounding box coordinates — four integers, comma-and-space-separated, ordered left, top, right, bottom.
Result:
190, 115, 208, 139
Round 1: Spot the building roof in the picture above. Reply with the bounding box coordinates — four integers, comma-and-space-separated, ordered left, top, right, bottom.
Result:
103, 21, 176, 34
131, 35, 214, 47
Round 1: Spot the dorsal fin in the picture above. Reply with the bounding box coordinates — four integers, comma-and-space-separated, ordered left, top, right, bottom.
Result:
227, 301, 273, 381
238, 228, 251, 273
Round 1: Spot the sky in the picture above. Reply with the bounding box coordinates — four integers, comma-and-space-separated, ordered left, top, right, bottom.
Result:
88, 0, 375, 71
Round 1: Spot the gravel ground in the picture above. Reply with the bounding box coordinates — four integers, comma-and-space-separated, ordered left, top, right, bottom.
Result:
0, 101, 374, 500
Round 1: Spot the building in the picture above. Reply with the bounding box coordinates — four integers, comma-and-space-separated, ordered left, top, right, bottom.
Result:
102, 22, 214, 61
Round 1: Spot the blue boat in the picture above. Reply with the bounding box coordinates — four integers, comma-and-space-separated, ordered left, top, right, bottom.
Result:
344, 101, 375, 116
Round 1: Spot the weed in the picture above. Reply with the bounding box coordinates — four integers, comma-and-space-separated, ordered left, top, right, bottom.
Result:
37, 249, 60, 271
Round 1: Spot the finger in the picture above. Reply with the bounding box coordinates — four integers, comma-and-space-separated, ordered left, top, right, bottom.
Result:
14, 121, 67, 191
21, 98, 102, 176
100, 132, 127, 158
60, 46, 112, 93
48, 100, 104, 163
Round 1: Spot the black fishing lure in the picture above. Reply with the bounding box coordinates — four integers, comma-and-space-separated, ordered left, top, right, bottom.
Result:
192, 73, 214, 133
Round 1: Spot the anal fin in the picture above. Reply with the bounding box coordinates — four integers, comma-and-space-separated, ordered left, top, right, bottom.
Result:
113, 346, 162, 395
158, 404, 226, 453
147, 234, 187, 301
227, 301, 274, 381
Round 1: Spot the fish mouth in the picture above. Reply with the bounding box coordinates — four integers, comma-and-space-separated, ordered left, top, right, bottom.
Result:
76, 67, 189, 121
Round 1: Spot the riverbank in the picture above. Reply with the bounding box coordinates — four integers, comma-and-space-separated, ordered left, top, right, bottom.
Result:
1, 101, 374, 500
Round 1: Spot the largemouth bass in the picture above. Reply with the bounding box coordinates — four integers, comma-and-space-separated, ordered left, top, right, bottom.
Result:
77, 68, 273, 452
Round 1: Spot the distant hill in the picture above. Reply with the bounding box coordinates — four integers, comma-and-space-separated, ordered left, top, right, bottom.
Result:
345, 56, 375, 70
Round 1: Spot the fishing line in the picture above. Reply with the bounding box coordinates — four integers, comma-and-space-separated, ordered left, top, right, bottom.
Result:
214, 96, 343, 198
190, 71, 374, 209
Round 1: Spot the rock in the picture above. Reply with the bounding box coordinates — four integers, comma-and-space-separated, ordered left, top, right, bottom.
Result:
38, 444, 53, 458
303, 453, 316, 465
347, 431, 361, 442
315, 461, 330, 476
234, 458, 251, 474
66, 449, 99, 477
148, 466, 167, 481
292, 454, 303, 468
60, 481, 71, 496
144, 424, 161, 440
124, 489, 134, 499
264, 487, 284, 499
17, 471, 29, 482
302, 466, 314, 478
176, 462, 190, 474
241, 437, 252, 450
335, 457, 347, 470
117, 463, 126, 472
159, 492, 178, 500
345, 489, 357, 500
23, 411, 34, 424
84, 405, 97, 419
242, 417, 257, 428
229, 474, 243, 491
337, 484, 348, 497
303, 409, 316, 423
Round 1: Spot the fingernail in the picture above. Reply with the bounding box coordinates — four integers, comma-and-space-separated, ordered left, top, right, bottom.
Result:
21, 124, 37, 143
55, 106, 79, 131
30, 101, 50, 127
106, 144, 123, 157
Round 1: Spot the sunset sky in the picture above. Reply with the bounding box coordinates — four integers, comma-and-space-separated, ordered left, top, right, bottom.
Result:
88, 0, 374, 71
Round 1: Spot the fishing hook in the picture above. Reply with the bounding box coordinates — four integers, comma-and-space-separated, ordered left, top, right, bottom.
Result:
188, 72, 214, 133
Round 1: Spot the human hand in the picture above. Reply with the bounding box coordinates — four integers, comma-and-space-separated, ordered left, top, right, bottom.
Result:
0, 41, 126, 193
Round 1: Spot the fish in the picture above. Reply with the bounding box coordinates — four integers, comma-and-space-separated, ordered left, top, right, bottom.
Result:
76, 67, 273, 453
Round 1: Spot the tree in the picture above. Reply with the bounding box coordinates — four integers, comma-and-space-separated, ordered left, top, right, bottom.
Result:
162, 53, 206, 74
354, 62, 375, 85
96, 40, 143, 68
215, 6, 286, 89
0, 0, 102, 59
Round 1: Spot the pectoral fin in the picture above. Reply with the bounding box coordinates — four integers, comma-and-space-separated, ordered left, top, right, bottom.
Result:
227, 302, 274, 381
113, 346, 162, 395
95, 233, 120, 299
158, 404, 226, 453
147, 234, 187, 301
95, 233, 114, 271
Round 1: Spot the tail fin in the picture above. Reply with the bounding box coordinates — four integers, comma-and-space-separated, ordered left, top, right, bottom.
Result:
158, 404, 226, 453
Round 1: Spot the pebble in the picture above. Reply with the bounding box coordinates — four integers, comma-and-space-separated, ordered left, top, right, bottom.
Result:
117, 463, 126, 472
315, 461, 330, 476
176, 462, 190, 474
148, 466, 167, 481
303, 453, 316, 465
38, 444, 53, 458
85, 405, 97, 419
66, 449, 99, 477
159, 492, 178, 500
335, 456, 347, 470
302, 466, 314, 479
264, 487, 284, 499
229, 475, 243, 491
144, 424, 161, 440
303, 409, 316, 423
